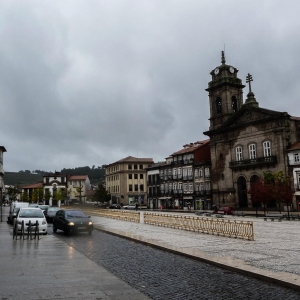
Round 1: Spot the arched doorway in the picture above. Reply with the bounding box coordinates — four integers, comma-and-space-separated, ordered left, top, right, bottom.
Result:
237, 176, 248, 208
250, 175, 261, 208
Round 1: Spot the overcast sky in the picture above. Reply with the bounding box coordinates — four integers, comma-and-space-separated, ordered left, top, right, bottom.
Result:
1, 0, 300, 172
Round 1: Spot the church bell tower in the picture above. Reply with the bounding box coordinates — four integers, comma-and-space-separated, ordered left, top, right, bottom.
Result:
206, 51, 245, 130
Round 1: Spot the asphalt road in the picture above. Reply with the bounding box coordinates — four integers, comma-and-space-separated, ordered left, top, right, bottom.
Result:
49, 225, 300, 300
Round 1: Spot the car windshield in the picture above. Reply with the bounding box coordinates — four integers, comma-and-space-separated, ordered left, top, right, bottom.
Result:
13, 208, 20, 213
39, 205, 49, 210
48, 207, 61, 212
19, 209, 44, 218
65, 210, 87, 218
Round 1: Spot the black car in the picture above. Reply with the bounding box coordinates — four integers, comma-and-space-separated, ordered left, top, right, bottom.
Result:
109, 204, 121, 209
53, 209, 93, 235
43, 207, 61, 223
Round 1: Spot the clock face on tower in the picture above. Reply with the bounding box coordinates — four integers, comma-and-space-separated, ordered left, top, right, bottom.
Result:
214, 68, 219, 75
229, 66, 234, 73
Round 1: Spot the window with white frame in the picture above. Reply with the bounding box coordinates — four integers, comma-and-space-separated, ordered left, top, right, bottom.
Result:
178, 182, 182, 190
263, 141, 271, 157
195, 184, 199, 191
236, 146, 243, 161
173, 168, 177, 175
297, 173, 300, 189
169, 183, 172, 191
183, 183, 188, 192
294, 153, 300, 163
160, 184, 164, 191
205, 182, 211, 191
199, 169, 203, 177
195, 169, 199, 178
200, 183, 204, 191
173, 182, 177, 190
189, 183, 193, 192
178, 167, 182, 175
165, 183, 168, 191
188, 168, 192, 176
183, 168, 187, 176
205, 167, 210, 177
249, 144, 256, 159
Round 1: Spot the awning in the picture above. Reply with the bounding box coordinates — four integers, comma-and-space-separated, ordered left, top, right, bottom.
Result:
159, 197, 172, 200
183, 196, 193, 200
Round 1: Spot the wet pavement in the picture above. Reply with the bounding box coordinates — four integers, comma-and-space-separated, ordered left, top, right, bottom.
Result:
0, 207, 150, 300
2, 206, 300, 299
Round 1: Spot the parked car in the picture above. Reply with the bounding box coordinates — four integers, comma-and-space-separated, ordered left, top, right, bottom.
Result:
43, 207, 61, 223
8, 202, 29, 224
28, 203, 39, 208
38, 205, 50, 212
109, 204, 121, 209
217, 206, 235, 215
122, 204, 136, 210
53, 209, 93, 235
14, 207, 48, 235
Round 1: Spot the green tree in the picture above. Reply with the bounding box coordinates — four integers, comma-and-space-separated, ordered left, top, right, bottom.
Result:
55, 188, 63, 204
32, 189, 39, 203
93, 183, 111, 204
45, 190, 52, 204
6, 186, 19, 201
21, 191, 29, 202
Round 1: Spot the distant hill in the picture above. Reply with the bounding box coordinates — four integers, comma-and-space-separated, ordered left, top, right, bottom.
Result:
4, 172, 43, 186
4, 166, 106, 187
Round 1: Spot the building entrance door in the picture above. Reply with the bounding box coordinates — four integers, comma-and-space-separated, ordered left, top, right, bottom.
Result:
237, 176, 248, 208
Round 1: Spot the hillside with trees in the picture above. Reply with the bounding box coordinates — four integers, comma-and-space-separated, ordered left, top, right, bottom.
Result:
4, 166, 106, 186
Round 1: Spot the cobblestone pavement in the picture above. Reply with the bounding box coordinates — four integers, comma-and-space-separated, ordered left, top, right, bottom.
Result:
52, 228, 300, 300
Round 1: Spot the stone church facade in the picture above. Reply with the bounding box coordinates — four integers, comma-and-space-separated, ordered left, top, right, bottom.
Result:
203, 52, 300, 209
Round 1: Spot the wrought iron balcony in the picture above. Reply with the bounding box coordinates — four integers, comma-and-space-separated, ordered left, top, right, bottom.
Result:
229, 156, 277, 169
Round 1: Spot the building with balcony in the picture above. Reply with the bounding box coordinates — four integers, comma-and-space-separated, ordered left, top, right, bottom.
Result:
146, 161, 165, 209
203, 52, 300, 209
287, 142, 300, 209
148, 140, 211, 210
105, 156, 154, 206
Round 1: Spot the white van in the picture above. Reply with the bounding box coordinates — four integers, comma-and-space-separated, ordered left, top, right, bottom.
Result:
8, 202, 29, 224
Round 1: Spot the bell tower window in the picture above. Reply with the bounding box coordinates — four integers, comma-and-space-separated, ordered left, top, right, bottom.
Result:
232, 96, 237, 112
216, 97, 222, 114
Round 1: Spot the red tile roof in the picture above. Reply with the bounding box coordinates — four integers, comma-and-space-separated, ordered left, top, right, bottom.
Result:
21, 182, 43, 189
68, 175, 88, 180
287, 142, 300, 151
171, 139, 210, 156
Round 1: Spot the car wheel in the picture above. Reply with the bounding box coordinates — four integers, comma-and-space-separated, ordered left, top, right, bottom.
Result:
53, 225, 57, 233
64, 226, 71, 235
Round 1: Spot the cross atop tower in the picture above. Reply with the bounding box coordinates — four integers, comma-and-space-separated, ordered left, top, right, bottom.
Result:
246, 73, 253, 93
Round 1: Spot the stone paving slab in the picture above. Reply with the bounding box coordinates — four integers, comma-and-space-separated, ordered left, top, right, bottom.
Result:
0, 214, 150, 300
90, 212, 300, 291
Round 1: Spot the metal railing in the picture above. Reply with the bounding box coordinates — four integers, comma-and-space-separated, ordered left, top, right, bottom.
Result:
144, 213, 254, 241
81, 207, 140, 223
80, 207, 254, 241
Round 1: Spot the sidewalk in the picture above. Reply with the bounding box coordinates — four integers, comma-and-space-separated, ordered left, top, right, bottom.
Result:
0, 207, 150, 300
90, 211, 300, 291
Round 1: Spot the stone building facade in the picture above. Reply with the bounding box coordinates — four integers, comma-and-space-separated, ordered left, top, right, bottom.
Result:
105, 156, 154, 206
203, 52, 300, 209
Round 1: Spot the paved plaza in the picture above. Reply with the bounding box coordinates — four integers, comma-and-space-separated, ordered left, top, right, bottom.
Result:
90, 211, 300, 291
1, 206, 300, 299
